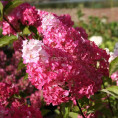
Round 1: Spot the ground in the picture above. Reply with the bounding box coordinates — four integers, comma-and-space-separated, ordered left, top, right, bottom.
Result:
42, 7, 118, 23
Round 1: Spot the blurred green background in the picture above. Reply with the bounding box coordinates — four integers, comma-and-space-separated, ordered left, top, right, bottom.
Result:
22, 0, 118, 8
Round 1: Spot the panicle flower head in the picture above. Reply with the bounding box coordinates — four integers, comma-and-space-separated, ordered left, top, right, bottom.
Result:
22, 10, 109, 105
2, 3, 41, 35
22, 6, 40, 26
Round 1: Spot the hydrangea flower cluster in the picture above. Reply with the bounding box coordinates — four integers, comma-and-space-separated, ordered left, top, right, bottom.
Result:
0, 82, 18, 106
0, 48, 42, 116
0, 105, 42, 118
22, 10, 109, 105
2, 3, 41, 35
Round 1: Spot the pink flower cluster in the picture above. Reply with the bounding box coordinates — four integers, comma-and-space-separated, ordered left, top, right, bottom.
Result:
0, 82, 18, 106
111, 71, 118, 85
30, 91, 42, 108
0, 105, 42, 118
22, 10, 109, 105
2, 3, 41, 35
0, 48, 42, 117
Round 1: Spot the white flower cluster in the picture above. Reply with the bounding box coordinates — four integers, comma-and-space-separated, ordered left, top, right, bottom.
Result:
41, 13, 60, 30
89, 36, 103, 46
22, 39, 49, 64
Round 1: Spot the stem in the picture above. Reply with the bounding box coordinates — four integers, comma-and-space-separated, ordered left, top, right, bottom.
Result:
3, 16, 25, 40
102, 82, 114, 116
76, 100, 86, 118
59, 106, 63, 118
107, 96, 114, 116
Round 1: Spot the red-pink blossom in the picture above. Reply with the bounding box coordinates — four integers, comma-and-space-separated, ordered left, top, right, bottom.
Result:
0, 104, 42, 118
111, 71, 118, 85
24, 11, 109, 105
30, 90, 42, 108
2, 3, 41, 35
0, 82, 18, 106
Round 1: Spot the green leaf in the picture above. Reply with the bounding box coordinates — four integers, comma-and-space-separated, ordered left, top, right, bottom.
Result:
0, 28, 3, 37
14, 94, 21, 99
69, 112, 78, 118
4, 0, 23, 15
23, 27, 31, 35
60, 101, 72, 118
0, 35, 17, 47
55, 109, 60, 115
55, 109, 62, 118
77, 10, 84, 19
78, 96, 89, 107
24, 73, 28, 80
0, 1, 3, 21
29, 26, 39, 39
109, 57, 118, 76
72, 106, 79, 113
55, 110, 78, 118
101, 86, 118, 99
29, 26, 38, 35
18, 60, 26, 70
107, 86, 118, 95
41, 109, 51, 116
